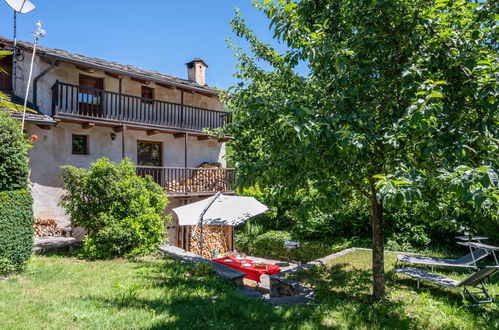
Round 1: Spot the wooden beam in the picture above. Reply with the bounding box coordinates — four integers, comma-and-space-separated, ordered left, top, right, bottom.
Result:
218, 138, 231, 143
174, 133, 186, 139
197, 135, 210, 141
82, 123, 95, 129
113, 126, 127, 133
39, 56, 53, 65
147, 129, 159, 136
156, 82, 175, 90
105, 71, 124, 79
197, 91, 217, 98
36, 124, 51, 130
76, 65, 95, 73
131, 77, 151, 85
177, 87, 195, 94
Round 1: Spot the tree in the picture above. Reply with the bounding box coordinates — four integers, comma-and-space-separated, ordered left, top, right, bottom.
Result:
60, 158, 168, 259
225, 0, 498, 299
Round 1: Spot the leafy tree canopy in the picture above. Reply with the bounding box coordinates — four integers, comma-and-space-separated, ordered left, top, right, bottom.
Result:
225, 0, 498, 299
60, 158, 168, 259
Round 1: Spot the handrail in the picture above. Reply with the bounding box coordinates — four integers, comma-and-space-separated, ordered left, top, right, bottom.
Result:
137, 165, 236, 170
136, 166, 236, 194
52, 81, 231, 132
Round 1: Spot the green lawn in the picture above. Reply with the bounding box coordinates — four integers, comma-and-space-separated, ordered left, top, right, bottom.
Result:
0, 251, 497, 329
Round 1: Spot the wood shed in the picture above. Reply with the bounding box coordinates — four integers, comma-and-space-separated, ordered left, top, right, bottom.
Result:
169, 194, 267, 259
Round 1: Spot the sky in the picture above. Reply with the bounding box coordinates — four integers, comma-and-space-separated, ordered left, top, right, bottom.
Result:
0, 0, 285, 90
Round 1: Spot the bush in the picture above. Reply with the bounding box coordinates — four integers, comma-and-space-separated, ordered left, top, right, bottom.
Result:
234, 221, 264, 252
236, 230, 292, 260
0, 190, 34, 274
60, 158, 168, 259
0, 112, 29, 191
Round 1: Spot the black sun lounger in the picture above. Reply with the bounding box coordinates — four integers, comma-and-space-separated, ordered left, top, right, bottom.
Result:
394, 266, 499, 305
397, 249, 490, 270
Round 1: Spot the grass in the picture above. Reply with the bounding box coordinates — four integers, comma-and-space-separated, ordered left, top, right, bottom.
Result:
0, 250, 497, 329
290, 250, 499, 329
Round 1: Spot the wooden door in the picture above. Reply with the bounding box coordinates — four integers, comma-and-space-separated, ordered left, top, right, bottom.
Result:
0, 55, 12, 92
78, 74, 104, 117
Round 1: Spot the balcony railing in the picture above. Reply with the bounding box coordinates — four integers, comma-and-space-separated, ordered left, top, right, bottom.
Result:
136, 166, 236, 195
51, 82, 231, 133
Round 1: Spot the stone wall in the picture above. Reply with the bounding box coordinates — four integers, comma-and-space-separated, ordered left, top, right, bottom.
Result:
25, 121, 226, 227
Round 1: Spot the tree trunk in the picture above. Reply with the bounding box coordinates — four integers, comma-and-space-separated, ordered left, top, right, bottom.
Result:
370, 185, 385, 300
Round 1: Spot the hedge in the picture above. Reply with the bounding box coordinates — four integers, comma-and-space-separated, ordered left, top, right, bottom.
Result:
0, 190, 34, 274
0, 112, 29, 191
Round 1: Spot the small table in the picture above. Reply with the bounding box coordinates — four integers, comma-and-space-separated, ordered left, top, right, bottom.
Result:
213, 256, 281, 282
455, 235, 489, 242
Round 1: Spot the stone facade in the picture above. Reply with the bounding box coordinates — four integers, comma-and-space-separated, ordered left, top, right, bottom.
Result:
5, 39, 229, 233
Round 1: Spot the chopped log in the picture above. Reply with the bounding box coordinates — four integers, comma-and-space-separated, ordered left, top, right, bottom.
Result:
188, 225, 233, 258
33, 218, 63, 238
165, 162, 228, 194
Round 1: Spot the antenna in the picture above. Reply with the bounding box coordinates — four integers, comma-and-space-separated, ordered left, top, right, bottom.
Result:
4, 0, 35, 13
2, 0, 36, 94
21, 20, 45, 132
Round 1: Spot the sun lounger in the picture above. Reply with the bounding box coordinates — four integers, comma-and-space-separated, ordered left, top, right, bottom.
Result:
394, 266, 499, 305
397, 249, 490, 270
457, 241, 499, 266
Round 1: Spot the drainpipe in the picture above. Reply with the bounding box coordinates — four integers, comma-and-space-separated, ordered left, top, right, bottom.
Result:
119, 78, 125, 159
181, 90, 188, 168
33, 58, 59, 112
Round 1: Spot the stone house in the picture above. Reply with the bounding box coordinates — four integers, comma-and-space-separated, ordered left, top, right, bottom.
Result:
0, 36, 235, 249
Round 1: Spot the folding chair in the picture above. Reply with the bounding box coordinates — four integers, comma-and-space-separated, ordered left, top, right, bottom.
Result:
396, 249, 490, 271
394, 266, 499, 305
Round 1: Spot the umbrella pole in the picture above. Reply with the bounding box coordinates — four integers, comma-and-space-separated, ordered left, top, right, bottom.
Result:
192, 192, 221, 257
200, 218, 203, 257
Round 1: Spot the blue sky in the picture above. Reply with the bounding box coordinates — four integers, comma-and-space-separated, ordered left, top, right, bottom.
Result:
0, 0, 285, 89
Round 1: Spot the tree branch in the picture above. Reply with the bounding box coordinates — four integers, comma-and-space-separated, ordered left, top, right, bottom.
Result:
349, 179, 370, 199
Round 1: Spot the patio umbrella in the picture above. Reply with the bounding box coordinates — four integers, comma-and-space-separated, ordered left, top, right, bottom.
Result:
172, 192, 268, 256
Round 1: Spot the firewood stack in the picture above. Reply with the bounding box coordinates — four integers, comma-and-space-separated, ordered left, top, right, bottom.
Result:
166, 162, 227, 193
33, 218, 63, 238
188, 225, 232, 259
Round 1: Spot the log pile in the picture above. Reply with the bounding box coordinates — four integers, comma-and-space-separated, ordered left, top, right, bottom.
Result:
33, 218, 63, 238
188, 225, 232, 259
166, 162, 228, 193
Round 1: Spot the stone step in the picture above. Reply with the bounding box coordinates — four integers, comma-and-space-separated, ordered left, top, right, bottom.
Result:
32, 236, 77, 253
158, 244, 246, 286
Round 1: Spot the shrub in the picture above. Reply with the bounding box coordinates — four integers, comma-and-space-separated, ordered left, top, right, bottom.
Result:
0, 190, 34, 274
234, 221, 264, 253
0, 112, 29, 191
60, 158, 168, 259
238, 230, 292, 260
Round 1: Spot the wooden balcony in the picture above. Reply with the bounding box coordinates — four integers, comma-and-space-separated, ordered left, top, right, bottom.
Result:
136, 166, 236, 196
51, 82, 231, 134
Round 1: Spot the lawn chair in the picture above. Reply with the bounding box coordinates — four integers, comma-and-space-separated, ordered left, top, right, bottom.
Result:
457, 242, 499, 266
396, 249, 490, 271
394, 266, 499, 305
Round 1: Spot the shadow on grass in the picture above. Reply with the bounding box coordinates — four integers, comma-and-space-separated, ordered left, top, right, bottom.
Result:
81, 257, 443, 329
83, 258, 299, 329
32, 246, 80, 257
291, 263, 420, 328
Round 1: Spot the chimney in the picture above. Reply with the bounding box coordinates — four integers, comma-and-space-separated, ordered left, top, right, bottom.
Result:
186, 58, 208, 86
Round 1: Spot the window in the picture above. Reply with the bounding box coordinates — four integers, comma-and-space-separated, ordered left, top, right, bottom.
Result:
137, 141, 162, 166
72, 135, 88, 155
141, 86, 154, 104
